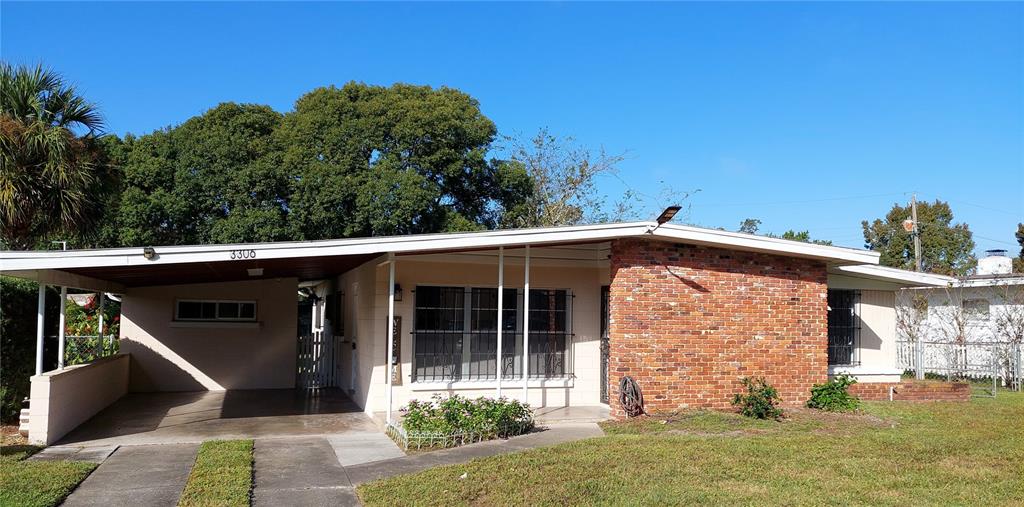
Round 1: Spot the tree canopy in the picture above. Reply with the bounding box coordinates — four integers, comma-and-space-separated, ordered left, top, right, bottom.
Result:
1014, 223, 1023, 274
100, 83, 534, 246
861, 199, 976, 275
779, 230, 832, 246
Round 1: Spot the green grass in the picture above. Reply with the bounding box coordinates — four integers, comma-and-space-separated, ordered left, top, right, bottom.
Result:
0, 445, 96, 507
357, 393, 1024, 506
177, 439, 253, 507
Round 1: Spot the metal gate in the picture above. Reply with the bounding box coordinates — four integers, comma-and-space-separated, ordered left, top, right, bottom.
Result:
297, 331, 339, 389
600, 285, 610, 404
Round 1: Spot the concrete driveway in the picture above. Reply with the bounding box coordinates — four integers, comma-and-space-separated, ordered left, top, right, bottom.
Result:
57, 388, 383, 446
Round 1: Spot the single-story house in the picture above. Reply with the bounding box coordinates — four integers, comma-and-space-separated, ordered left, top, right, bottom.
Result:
1, 217, 951, 445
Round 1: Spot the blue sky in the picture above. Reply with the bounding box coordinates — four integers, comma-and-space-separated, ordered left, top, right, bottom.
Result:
3, 2, 1022, 253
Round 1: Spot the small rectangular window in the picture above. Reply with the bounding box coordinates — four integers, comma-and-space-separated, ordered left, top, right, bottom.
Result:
963, 299, 989, 323
176, 300, 257, 322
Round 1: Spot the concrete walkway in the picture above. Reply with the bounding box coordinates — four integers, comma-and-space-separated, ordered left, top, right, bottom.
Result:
28, 443, 118, 463
253, 437, 359, 506
62, 443, 198, 507
345, 422, 605, 485
55, 422, 602, 506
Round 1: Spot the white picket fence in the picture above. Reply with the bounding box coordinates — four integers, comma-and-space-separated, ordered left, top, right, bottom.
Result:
297, 332, 342, 389
897, 339, 1023, 391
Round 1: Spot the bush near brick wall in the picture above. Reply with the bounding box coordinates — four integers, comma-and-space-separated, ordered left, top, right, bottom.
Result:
848, 381, 970, 402
607, 238, 829, 418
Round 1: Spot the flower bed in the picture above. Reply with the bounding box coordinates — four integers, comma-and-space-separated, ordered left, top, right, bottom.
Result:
387, 395, 534, 450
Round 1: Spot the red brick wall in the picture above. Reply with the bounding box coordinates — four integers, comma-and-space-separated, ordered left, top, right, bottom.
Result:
608, 238, 828, 417
849, 381, 970, 402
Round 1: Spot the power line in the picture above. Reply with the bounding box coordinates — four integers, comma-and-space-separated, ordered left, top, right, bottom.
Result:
973, 235, 1019, 247
696, 192, 908, 208
913, 193, 1023, 217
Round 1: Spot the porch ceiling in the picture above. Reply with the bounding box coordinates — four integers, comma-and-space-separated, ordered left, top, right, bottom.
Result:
64, 253, 379, 287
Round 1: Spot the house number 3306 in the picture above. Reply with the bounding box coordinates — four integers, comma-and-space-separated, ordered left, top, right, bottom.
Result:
230, 249, 257, 260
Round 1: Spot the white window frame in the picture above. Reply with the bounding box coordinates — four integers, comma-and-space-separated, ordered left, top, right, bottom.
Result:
175, 299, 258, 322
411, 285, 573, 383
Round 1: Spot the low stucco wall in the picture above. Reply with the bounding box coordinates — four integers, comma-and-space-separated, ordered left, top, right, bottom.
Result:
28, 354, 130, 445
119, 278, 298, 392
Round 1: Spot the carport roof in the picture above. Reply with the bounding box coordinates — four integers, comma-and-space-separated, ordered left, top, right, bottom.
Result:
1, 221, 880, 290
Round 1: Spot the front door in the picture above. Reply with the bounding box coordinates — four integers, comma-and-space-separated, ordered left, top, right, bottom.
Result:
600, 285, 610, 404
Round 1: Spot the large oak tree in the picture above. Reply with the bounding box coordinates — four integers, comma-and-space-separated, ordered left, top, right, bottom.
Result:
105, 83, 533, 246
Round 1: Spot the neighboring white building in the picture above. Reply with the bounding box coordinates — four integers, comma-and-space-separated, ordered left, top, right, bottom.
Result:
896, 250, 1024, 382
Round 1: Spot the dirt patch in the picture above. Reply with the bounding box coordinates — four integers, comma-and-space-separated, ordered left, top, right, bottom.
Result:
1, 424, 28, 447
662, 429, 749, 437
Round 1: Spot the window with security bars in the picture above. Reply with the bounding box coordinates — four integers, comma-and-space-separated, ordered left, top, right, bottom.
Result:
827, 289, 860, 366
412, 286, 571, 382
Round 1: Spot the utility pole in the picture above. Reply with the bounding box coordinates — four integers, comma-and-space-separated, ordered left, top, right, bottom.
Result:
911, 194, 923, 272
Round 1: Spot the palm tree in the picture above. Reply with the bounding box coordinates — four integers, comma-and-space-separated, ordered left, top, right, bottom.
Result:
0, 63, 110, 249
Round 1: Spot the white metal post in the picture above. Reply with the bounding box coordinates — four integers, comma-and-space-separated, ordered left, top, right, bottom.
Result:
58, 287, 67, 369
915, 334, 925, 380
36, 285, 46, 375
98, 292, 106, 349
386, 258, 396, 425
522, 245, 530, 403
496, 247, 504, 398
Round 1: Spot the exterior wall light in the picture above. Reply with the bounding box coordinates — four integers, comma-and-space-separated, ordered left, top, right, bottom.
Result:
656, 205, 682, 225
393, 284, 403, 302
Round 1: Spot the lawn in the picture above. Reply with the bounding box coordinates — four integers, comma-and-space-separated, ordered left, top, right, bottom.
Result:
0, 444, 96, 507
177, 439, 254, 507
358, 392, 1024, 506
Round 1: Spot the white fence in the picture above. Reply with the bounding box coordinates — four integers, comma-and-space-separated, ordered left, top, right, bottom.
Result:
297, 332, 341, 389
897, 339, 1023, 392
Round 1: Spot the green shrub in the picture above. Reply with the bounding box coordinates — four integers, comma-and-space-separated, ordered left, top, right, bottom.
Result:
731, 376, 783, 420
806, 374, 860, 411
401, 394, 534, 438
1, 277, 57, 423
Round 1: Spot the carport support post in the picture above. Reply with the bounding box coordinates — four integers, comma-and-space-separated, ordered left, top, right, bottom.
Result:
386, 257, 396, 425
522, 245, 530, 403
57, 287, 67, 369
36, 285, 46, 375
98, 292, 106, 347
496, 247, 504, 397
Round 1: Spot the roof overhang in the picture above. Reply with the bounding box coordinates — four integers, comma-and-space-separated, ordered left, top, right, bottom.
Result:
830, 264, 954, 288
1, 221, 880, 288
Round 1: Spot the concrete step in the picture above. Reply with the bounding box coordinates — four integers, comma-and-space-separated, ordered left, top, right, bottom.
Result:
18, 408, 30, 435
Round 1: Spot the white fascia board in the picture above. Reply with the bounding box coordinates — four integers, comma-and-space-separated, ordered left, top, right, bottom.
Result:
832, 265, 954, 287
648, 224, 879, 265
0, 220, 879, 272
956, 276, 1024, 288
0, 222, 649, 272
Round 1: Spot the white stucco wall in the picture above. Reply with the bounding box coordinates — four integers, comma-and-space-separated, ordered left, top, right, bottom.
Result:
339, 253, 609, 414
28, 354, 130, 445
119, 278, 299, 392
913, 285, 1023, 343
828, 290, 902, 383
827, 274, 903, 383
